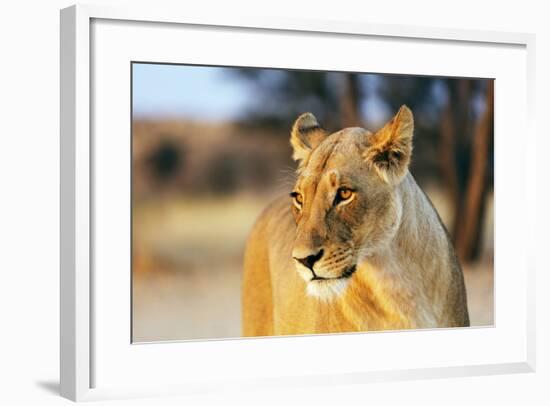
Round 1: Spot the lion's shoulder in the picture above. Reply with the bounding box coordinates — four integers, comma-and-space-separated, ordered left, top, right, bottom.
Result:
249, 195, 294, 244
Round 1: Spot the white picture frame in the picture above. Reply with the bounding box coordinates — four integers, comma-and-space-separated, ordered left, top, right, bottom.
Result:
60, 4, 536, 402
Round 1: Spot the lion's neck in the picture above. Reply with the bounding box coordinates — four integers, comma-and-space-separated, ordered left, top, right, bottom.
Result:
334, 174, 449, 330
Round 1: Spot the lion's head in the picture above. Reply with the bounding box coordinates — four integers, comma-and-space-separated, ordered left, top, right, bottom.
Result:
289, 105, 414, 300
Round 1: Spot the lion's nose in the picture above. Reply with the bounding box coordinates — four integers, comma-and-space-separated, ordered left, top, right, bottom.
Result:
293, 249, 324, 270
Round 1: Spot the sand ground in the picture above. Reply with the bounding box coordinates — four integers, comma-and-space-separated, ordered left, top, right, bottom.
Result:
133, 261, 493, 342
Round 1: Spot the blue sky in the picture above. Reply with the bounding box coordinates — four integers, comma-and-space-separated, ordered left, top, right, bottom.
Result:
132, 63, 254, 121
131, 63, 392, 126
131, 63, 458, 128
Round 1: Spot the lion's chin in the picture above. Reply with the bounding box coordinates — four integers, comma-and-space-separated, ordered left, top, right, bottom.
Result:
295, 264, 357, 301
306, 278, 350, 302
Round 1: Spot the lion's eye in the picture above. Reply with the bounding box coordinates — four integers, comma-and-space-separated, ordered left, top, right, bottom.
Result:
290, 191, 304, 208
335, 187, 354, 204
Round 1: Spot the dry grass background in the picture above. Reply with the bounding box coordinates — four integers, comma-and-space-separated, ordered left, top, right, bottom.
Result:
132, 188, 493, 342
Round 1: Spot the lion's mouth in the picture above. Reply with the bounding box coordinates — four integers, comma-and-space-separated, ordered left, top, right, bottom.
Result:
310, 265, 357, 281
340, 265, 357, 278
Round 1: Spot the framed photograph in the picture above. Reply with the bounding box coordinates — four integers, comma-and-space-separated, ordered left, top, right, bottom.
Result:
60, 4, 536, 401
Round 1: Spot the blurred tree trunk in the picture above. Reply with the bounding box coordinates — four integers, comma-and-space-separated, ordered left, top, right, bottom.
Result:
439, 79, 471, 244
340, 74, 361, 127
454, 81, 494, 261
439, 97, 459, 224
440, 79, 493, 263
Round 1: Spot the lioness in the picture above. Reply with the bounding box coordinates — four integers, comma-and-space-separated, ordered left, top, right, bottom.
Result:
242, 105, 469, 337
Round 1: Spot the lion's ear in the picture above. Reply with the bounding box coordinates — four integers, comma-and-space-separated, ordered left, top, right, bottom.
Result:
290, 113, 327, 162
363, 105, 414, 184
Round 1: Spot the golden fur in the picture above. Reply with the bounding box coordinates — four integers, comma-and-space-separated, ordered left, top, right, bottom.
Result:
242, 105, 469, 336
